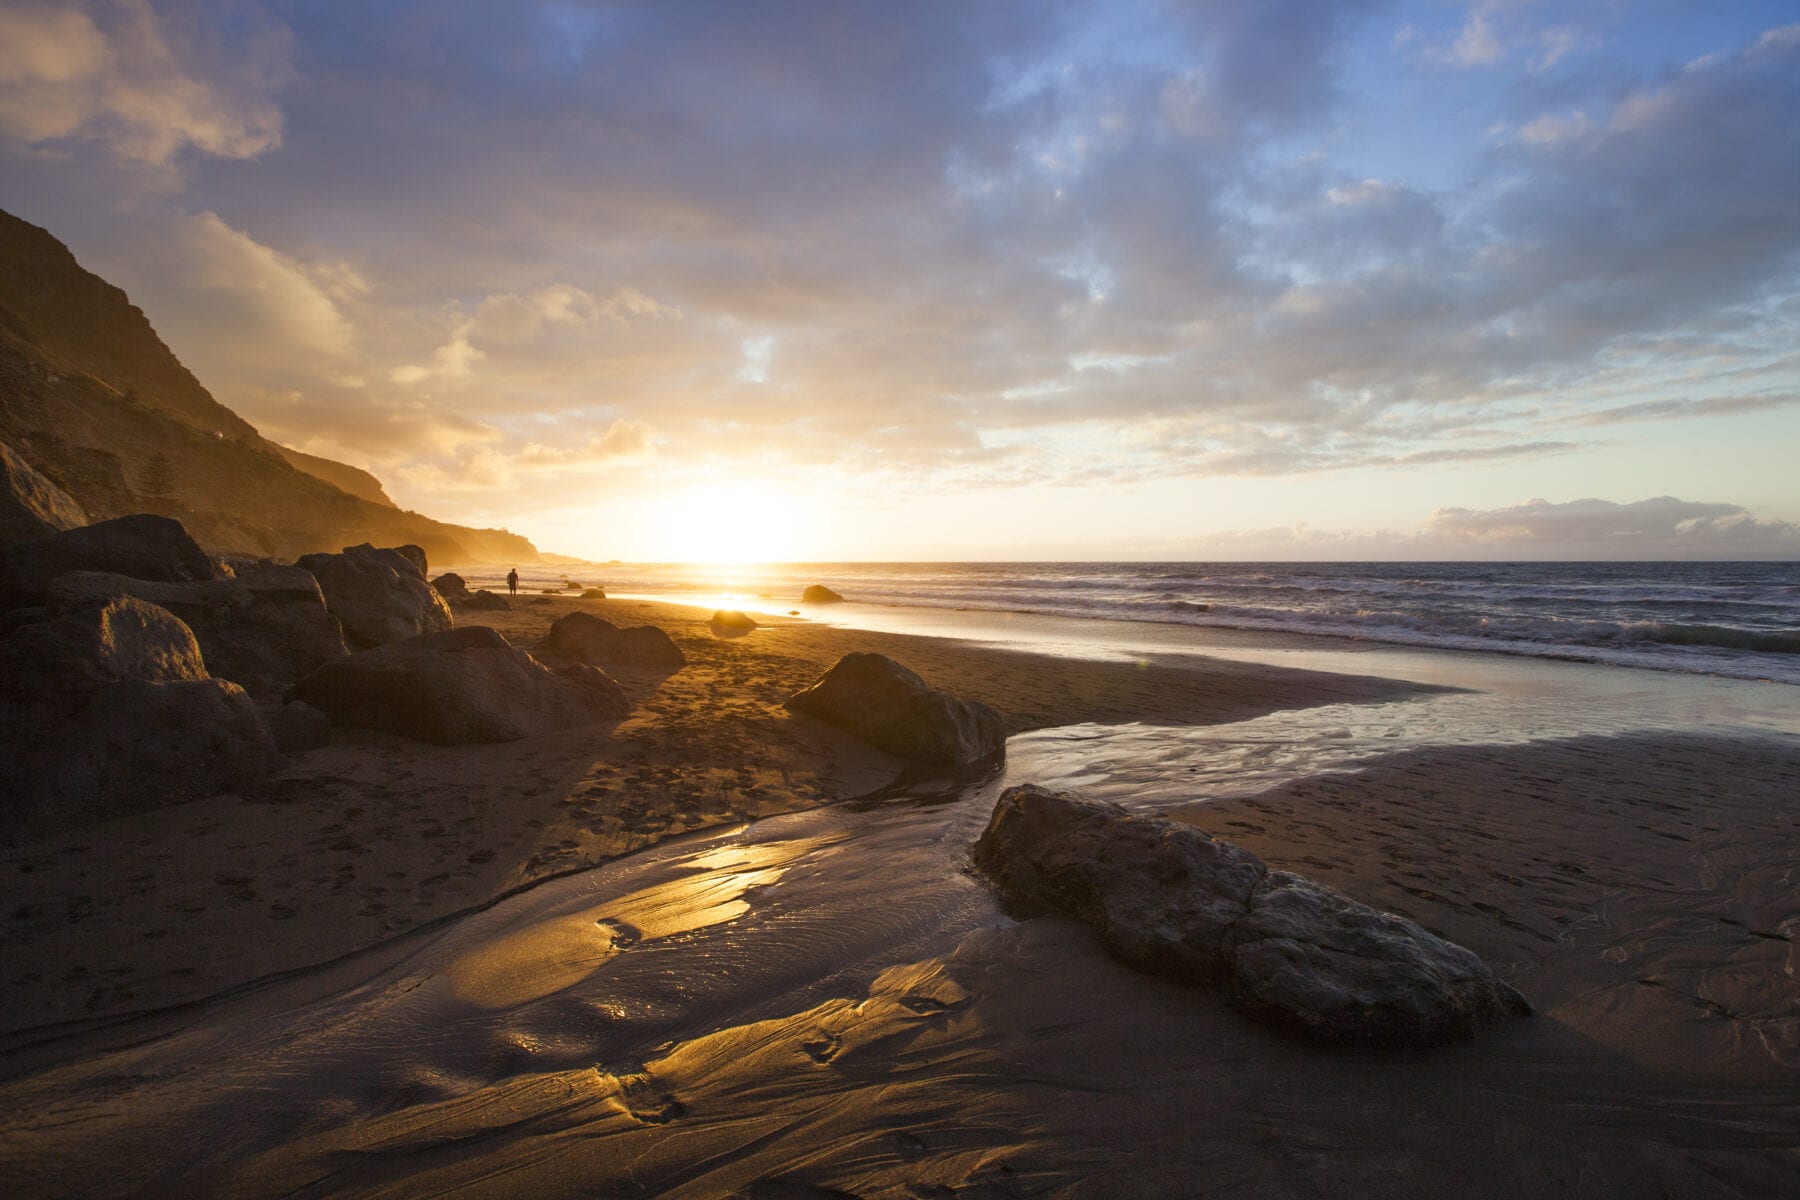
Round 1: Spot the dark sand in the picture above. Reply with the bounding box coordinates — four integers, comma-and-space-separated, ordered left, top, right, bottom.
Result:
1, 595, 1795, 1198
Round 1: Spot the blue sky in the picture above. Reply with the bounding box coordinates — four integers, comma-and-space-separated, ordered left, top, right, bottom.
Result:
1, 0, 1796, 559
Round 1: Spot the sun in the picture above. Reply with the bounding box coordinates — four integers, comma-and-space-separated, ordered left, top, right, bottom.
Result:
651, 483, 809, 563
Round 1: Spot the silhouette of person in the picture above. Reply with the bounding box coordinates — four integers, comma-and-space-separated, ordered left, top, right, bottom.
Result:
506, 568, 519, 596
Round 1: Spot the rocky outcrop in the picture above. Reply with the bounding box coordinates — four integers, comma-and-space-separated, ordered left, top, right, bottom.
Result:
0, 513, 220, 610
290, 626, 630, 745
785, 652, 1008, 768
0, 595, 277, 846
296, 543, 452, 649
48, 565, 348, 696
536, 611, 686, 670
1, 439, 87, 545
1, 208, 545, 565
801, 584, 844, 603
973, 785, 1531, 1045
710, 609, 757, 635
580, 587, 606, 599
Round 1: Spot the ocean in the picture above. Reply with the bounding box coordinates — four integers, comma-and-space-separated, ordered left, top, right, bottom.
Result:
476, 560, 1800, 685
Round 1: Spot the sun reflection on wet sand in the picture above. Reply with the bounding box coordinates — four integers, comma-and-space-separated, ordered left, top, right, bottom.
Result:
443, 841, 811, 1009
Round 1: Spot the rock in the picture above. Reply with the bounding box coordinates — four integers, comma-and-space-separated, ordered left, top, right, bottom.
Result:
801, 584, 845, 604
296, 543, 453, 649
290, 626, 630, 745
536, 611, 686, 670
430, 572, 471, 601
581, 587, 606, 599
267, 699, 331, 752
710, 609, 758, 634
391, 544, 428, 578
528, 596, 553, 606
973, 785, 1532, 1045
0, 514, 220, 610
0, 439, 88, 545
0, 596, 278, 846
47, 566, 349, 696
462, 589, 511, 611
785, 652, 1008, 768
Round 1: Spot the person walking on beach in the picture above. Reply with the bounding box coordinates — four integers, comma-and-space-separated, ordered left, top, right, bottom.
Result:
506, 568, 519, 596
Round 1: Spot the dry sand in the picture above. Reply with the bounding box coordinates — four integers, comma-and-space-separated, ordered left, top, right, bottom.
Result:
1, 594, 1794, 1198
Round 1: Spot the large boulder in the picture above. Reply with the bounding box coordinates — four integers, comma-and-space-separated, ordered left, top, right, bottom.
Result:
0, 596, 278, 846
710, 609, 757, 635
0, 514, 220, 610
536, 611, 686, 670
0, 440, 88, 546
801, 584, 844, 604
974, 785, 1531, 1046
290, 626, 630, 745
296, 543, 452, 649
430, 572, 471, 602
48, 565, 348, 696
785, 652, 1008, 768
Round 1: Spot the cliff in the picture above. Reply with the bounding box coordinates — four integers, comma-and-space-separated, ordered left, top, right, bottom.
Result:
0, 209, 535, 565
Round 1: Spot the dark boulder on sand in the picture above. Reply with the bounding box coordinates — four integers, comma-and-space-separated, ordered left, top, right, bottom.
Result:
0, 595, 278, 846
290, 625, 629, 745
430, 571, 470, 602
581, 587, 606, 599
785, 651, 1008, 769
296, 543, 452, 649
0, 513, 220, 610
710, 609, 757, 635
801, 584, 844, 604
463, 589, 511, 611
48, 565, 348, 696
537, 610, 685, 670
974, 784, 1531, 1046
0, 440, 88, 546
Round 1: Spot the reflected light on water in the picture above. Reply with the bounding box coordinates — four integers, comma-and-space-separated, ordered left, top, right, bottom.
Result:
443, 842, 805, 1009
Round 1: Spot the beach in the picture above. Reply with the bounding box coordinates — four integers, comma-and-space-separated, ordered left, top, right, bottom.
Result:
2, 591, 1796, 1197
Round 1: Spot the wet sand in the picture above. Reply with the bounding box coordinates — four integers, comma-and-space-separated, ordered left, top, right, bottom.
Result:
0, 594, 1427, 1035
1, 595, 1795, 1198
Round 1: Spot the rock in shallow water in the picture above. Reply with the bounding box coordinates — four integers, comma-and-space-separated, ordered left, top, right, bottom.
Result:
786, 651, 1008, 769
973, 784, 1531, 1045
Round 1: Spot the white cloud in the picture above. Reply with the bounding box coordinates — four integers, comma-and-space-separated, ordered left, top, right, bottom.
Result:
0, 0, 291, 166
179, 211, 354, 359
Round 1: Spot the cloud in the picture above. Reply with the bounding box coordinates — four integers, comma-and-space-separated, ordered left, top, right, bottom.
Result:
176, 212, 354, 359
0, 0, 292, 165
1425, 497, 1800, 552
1169, 497, 1800, 560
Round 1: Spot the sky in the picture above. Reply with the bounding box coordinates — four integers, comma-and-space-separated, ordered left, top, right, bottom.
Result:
1, 0, 1797, 562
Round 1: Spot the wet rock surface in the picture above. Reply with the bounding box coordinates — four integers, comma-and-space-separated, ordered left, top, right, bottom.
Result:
786, 651, 1008, 769
290, 625, 630, 745
297, 543, 452, 649
801, 584, 844, 603
974, 783, 1531, 1045
536, 611, 686, 670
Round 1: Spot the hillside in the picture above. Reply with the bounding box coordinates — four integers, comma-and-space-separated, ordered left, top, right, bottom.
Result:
0, 209, 535, 565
